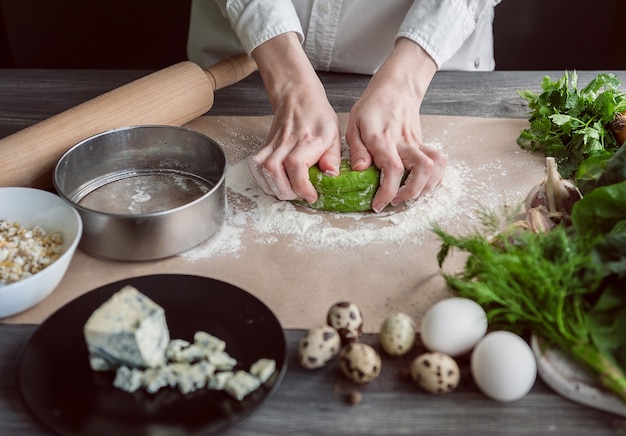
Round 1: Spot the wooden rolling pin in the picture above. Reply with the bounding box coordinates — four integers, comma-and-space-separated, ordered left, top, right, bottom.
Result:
0, 54, 257, 188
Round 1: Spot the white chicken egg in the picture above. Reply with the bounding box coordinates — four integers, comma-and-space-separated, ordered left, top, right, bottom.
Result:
471, 331, 537, 402
420, 297, 487, 356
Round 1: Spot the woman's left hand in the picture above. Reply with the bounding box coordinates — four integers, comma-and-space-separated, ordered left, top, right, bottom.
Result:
346, 38, 447, 213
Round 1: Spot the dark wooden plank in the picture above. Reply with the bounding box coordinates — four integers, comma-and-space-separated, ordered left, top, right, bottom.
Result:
2, 325, 626, 435
3, 69, 626, 139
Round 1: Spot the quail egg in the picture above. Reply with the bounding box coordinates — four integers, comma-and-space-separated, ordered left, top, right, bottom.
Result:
339, 343, 382, 384
326, 301, 364, 344
298, 325, 341, 369
410, 352, 460, 394
379, 312, 416, 356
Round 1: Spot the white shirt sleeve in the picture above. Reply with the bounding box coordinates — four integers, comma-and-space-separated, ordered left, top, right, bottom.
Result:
397, 0, 502, 68
216, 0, 305, 55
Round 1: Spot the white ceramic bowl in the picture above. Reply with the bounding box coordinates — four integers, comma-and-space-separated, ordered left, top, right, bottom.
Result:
0, 187, 82, 317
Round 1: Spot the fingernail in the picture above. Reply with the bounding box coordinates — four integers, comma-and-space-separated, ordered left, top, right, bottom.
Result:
372, 202, 387, 213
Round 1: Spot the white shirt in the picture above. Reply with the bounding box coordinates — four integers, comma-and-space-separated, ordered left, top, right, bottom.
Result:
187, 0, 501, 73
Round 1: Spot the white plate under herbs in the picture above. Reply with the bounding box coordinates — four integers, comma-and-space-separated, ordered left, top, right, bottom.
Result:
531, 334, 626, 417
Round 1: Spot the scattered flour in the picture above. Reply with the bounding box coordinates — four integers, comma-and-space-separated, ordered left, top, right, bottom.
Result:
182, 145, 528, 261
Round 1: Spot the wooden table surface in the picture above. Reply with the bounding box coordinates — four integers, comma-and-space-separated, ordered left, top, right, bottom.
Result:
2, 68, 626, 435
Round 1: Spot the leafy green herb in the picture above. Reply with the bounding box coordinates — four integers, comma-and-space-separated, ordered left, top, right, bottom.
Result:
595, 143, 626, 189
588, 288, 626, 380
517, 71, 626, 179
572, 180, 626, 238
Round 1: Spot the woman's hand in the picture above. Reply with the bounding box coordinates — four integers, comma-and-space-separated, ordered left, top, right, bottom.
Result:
346, 38, 446, 213
250, 32, 342, 204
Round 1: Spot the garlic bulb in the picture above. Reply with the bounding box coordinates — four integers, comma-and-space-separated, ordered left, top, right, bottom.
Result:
491, 157, 581, 246
523, 157, 582, 224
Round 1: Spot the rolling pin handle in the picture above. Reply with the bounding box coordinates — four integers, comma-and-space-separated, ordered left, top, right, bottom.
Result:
204, 53, 258, 91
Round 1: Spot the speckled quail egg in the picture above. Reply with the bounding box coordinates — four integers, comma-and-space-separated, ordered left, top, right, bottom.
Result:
298, 325, 341, 369
379, 312, 417, 356
410, 352, 460, 394
420, 297, 488, 357
326, 301, 364, 344
471, 331, 537, 402
339, 343, 382, 384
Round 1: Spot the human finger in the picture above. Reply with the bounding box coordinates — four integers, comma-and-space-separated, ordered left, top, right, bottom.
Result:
392, 146, 447, 205
248, 146, 275, 195
282, 143, 324, 204
345, 121, 373, 171
260, 146, 300, 200
316, 136, 342, 177
249, 143, 300, 201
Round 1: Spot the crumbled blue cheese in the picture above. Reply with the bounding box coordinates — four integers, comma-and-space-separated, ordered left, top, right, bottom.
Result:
165, 339, 191, 361
88, 355, 115, 372
109, 332, 275, 398
177, 361, 216, 394
250, 358, 277, 383
193, 331, 226, 352
85, 286, 276, 400
113, 366, 144, 393
169, 343, 208, 363
207, 350, 238, 371
224, 370, 262, 401
207, 370, 234, 390
143, 366, 175, 394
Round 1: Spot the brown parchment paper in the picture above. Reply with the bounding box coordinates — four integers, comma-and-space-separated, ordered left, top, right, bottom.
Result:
2, 114, 545, 332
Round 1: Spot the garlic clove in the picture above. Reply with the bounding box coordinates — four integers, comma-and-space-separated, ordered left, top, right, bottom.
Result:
524, 183, 548, 210
526, 206, 553, 233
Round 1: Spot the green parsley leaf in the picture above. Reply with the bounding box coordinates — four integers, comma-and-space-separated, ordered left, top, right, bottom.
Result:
517, 71, 626, 179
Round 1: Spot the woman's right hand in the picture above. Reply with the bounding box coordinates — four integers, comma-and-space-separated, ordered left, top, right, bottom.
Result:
249, 32, 342, 204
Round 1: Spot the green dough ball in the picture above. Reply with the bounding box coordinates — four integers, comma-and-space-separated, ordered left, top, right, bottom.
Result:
298, 160, 381, 212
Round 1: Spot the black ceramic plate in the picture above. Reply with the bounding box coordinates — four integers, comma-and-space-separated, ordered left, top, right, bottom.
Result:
17, 274, 287, 436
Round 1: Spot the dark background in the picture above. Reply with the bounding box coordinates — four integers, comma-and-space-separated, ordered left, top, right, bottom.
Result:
0, 0, 624, 70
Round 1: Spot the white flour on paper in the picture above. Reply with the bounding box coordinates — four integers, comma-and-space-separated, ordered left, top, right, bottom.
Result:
182, 142, 530, 261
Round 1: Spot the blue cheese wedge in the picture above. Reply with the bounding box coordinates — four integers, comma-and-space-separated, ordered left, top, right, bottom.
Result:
84, 285, 170, 369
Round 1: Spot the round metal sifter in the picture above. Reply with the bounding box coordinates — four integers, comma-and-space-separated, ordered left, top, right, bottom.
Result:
54, 125, 226, 261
